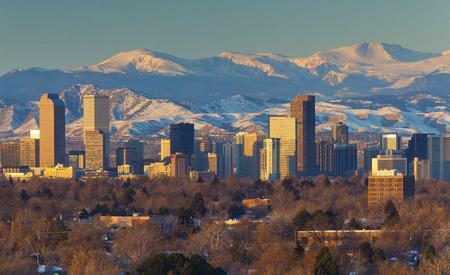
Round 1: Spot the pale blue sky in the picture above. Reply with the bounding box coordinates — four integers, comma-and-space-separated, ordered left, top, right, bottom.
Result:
0, 0, 449, 74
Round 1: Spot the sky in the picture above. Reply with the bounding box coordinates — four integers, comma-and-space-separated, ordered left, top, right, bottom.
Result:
0, 0, 450, 74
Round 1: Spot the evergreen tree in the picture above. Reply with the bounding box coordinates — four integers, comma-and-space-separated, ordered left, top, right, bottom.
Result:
190, 192, 208, 217
313, 247, 339, 275
292, 209, 312, 230
20, 189, 30, 201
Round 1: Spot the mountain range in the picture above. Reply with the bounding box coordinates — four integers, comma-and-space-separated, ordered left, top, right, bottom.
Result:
1, 42, 450, 103
0, 42, 448, 138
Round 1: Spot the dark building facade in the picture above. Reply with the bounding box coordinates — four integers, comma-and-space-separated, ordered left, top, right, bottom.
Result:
332, 144, 357, 177
406, 133, 429, 162
331, 122, 349, 144
315, 140, 333, 175
170, 123, 195, 156
116, 140, 144, 174
290, 95, 316, 176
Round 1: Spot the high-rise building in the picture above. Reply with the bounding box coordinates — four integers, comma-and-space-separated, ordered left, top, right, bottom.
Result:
315, 140, 333, 175
0, 141, 20, 167
215, 141, 233, 179
116, 140, 144, 174
371, 155, 408, 176
39, 93, 66, 167
160, 139, 171, 161
260, 138, 280, 181
381, 133, 402, 151
406, 133, 429, 162
269, 116, 296, 179
83, 95, 110, 167
194, 137, 212, 171
290, 95, 316, 176
235, 132, 260, 179
427, 135, 450, 181
363, 147, 380, 173
84, 130, 106, 171
20, 137, 40, 167
170, 153, 188, 177
368, 170, 415, 207
331, 122, 349, 144
68, 150, 85, 169
170, 123, 194, 156
332, 144, 357, 177
413, 157, 430, 181
207, 153, 218, 175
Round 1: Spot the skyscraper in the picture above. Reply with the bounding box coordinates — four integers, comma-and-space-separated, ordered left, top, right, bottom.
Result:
381, 133, 402, 151
194, 137, 212, 171
371, 155, 408, 175
39, 93, 66, 167
331, 122, 349, 144
260, 138, 280, 181
68, 150, 85, 169
20, 137, 40, 167
116, 140, 144, 174
269, 116, 296, 179
427, 134, 450, 181
170, 153, 188, 177
84, 130, 106, 171
170, 123, 194, 156
406, 133, 429, 162
315, 140, 333, 175
0, 141, 20, 167
83, 95, 110, 167
332, 144, 357, 177
207, 152, 218, 175
160, 139, 171, 161
290, 95, 316, 176
235, 132, 260, 179
215, 141, 233, 179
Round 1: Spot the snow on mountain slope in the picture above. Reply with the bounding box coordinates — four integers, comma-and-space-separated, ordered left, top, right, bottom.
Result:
0, 85, 447, 140
79, 49, 190, 75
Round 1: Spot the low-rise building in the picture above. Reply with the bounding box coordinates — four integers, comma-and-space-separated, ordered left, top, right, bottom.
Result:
99, 214, 150, 228
368, 170, 415, 207
144, 162, 171, 178
42, 164, 75, 179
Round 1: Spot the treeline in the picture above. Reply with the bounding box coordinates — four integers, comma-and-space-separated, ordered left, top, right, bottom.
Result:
0, 175, 448, 274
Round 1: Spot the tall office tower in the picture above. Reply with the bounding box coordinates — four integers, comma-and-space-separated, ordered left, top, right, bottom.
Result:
368, 170, 415, 208
381, 133, 402, 151
83, 95, 110, 167
427, 135, 450, 181
170, 153, 188, 177
170, 123, 194, 165
315, 140, 333, 175
235, 132, 260, 179
207, 153, 218, 175
68, 150, 85, 169
363, 147, 380, 173
332, 144, 357, 177
215, 141, 233, 179
194, 137, 212, 171
259, 148, 267, 181
20, 136, 40, 167
260, 138, 280, 181
413, 157, 430, 181
160, 139, 171, 161
371, 155, 408, 175
84, 130, 106, 171
269, 116, 296, 179
406, 133, 429, 162
116, 140, 144, 174
331, 122, 349, 144
0, 141, 20, 167
39, 93, 66, 167
290, 95, 316, 176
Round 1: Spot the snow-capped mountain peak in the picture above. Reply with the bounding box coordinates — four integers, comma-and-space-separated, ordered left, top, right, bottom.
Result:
81, 49, 190, 75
